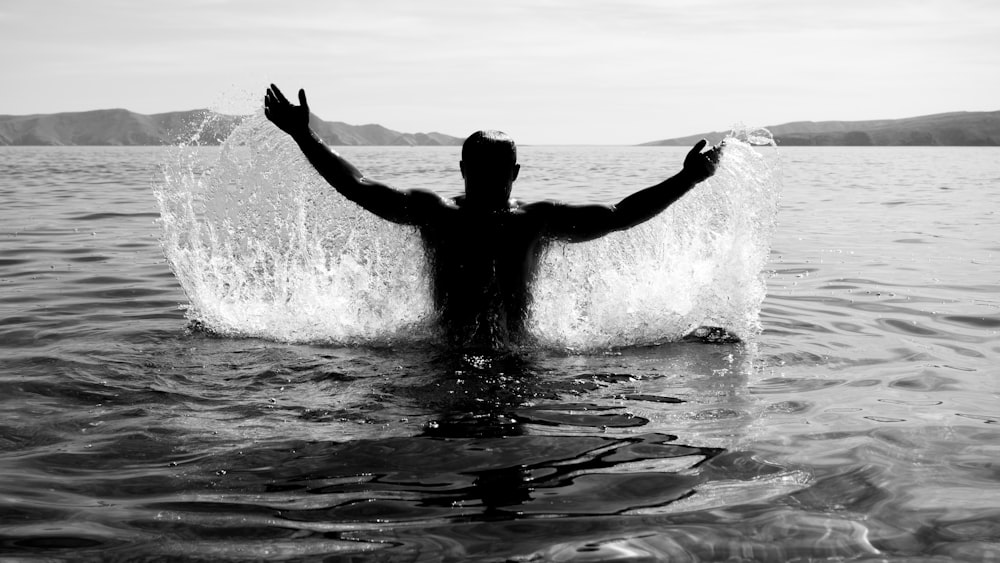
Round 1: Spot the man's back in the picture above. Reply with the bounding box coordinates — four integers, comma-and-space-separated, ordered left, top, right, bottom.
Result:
419, 202, 546, 348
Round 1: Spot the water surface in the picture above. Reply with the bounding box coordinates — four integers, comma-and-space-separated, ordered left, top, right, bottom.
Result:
1, 141, 998, 561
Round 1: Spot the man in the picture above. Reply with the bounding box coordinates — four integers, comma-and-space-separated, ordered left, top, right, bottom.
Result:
264, 84, 722, 349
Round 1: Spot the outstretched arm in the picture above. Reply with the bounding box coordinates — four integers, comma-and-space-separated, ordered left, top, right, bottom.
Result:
527, 140, 722, 243
264, 84, 446, 225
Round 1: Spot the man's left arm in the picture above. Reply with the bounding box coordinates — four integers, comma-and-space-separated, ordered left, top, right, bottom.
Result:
529, 140, 722, 243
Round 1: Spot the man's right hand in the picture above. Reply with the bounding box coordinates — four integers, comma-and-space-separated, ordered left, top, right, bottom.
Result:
264, 84, 311, 138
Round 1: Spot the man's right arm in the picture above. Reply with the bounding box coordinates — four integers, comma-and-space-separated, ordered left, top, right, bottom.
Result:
264, 84, 447, 225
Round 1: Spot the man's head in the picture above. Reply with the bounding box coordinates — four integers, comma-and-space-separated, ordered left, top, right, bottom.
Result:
460, 130, 520, 209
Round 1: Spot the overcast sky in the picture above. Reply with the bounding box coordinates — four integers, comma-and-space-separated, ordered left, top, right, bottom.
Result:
2, 0, 998, 144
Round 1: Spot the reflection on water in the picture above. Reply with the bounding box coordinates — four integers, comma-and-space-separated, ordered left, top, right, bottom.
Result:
0, 335, 820, 561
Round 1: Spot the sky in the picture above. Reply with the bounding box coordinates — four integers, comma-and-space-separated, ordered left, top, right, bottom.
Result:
2, 0, 998, 145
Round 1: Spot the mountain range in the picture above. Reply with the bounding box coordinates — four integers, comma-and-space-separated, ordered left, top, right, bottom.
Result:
642, 111, 1000, 147
0, 109, 463, 147
1, 109, 998, 147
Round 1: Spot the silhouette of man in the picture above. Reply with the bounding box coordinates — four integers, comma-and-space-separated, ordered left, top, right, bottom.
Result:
264, 84, 722, 349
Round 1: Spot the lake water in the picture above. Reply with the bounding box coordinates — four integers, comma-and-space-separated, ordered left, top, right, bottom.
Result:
1, 123, 999, 561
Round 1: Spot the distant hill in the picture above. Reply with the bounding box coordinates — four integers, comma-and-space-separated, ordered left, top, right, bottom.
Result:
641, 111, 1000, 147
0, 109, 242, 146
0, 109, 464, 146
307, 115, 462, 146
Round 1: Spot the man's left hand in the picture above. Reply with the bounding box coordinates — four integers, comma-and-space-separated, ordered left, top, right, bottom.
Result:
682, 139, 723, 182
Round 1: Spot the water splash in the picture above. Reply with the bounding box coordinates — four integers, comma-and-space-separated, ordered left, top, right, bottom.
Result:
154, 116, 780, 348
529, 128, 781, 348
154, 112, 434, 344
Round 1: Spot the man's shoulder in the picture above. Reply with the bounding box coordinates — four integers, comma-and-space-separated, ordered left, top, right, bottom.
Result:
516, 199, 579, 220
409, 189, 459, 215
515, 199, 558, 213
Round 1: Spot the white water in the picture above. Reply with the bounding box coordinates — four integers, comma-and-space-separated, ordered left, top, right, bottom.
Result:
156, 113, 433, 344
154, 114, 781, 348
530, 131, 781, 348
